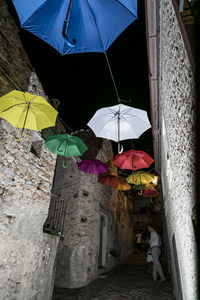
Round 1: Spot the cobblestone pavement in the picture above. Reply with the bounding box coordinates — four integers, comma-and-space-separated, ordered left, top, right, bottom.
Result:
52, 254, 176, 300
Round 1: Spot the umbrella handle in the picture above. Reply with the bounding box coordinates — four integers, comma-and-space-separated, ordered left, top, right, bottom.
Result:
57, 144, 63, 152
118, 143, 123, 154
138, 190, 143, 195
14, 129, 24, 141
62, 20, 76, 48
62, 160, 68, 168
14, 102, 30, 142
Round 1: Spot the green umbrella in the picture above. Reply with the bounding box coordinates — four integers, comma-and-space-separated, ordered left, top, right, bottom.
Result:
45, 133, 88, 168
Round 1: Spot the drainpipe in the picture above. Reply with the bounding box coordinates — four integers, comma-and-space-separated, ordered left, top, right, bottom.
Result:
144, 0, 160, 172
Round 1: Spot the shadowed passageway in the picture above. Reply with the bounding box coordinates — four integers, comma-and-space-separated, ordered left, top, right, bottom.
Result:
52, 254, 175, 300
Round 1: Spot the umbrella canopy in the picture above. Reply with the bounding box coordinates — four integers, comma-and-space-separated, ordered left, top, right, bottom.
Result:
12, 0, 137, 55
98, 175, 124, 188
143, 188, 159, 197
131, 183, 155, 191
87, 104, 151, 152
0, 90, 58, 140
45, 133, 88, 167
115, 181, 131, 191
126, 171, 158, 186
114, 149, 154, 171
77, 159, 108, 175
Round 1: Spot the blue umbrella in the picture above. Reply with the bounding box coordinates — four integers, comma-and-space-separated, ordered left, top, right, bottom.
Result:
12, 0, 137, 55
12, 0, 137, 101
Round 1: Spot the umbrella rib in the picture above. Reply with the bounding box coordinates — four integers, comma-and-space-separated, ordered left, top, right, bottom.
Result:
1, 102, 27, 113
84, 0, 105, 51
120, 110, 150, 124
91, 112, 119, 136
22, 1, 49, 25
112, 0, 137, 18
15, 104, 29, 128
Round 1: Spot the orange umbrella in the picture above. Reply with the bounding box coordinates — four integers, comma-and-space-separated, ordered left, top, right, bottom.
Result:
98, 175, 123, 188
115, 182, 131, 191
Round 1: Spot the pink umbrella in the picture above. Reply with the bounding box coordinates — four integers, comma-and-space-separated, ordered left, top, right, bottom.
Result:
143, 188, 159, 197
78, 159, 108, 175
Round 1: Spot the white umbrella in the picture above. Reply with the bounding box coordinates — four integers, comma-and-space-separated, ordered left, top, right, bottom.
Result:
87, 104, 151, 153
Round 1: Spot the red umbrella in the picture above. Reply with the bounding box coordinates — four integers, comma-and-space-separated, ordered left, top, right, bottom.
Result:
98, 175, 124, 188
114, 149, 154, 170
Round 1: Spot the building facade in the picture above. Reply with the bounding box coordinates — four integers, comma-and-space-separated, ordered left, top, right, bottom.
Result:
53, 130, 134, 288
145, 0, 198, 299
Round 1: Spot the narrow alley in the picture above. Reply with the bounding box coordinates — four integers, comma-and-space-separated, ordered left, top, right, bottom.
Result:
0, 1, 199, 300
52, 253, 175, 300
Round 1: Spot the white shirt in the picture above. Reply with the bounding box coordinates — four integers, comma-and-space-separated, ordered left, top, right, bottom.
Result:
149, 231, 161, 248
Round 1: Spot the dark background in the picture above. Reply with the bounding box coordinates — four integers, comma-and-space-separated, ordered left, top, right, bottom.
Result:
8, 0, 153, 157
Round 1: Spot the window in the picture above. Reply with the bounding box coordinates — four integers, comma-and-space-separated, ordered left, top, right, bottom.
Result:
43, 193, 67, 240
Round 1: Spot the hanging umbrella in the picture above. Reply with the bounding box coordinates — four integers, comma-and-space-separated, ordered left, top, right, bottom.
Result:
87, 104, 151, 153
0, 90, 58, 140
114, 149, 154, 171
11, 0, 137, 55
115, 181, 131, 191
143, 188, 159, 197
126, 171, 158, 186
131, 183, 155, 191
11, 0, 137, 102
98, 175, 124, 188
45, 133, 88, 167
77, 159, 108, 175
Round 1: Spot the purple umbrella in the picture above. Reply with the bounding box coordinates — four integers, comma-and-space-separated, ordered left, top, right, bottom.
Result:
78, 159, 108, 175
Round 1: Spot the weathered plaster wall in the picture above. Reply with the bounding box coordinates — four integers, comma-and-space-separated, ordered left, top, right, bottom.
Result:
159, 1, 197, 299
54, 131, 134, 288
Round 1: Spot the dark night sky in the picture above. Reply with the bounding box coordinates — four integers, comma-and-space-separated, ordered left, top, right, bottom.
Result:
8, 0, 153, 157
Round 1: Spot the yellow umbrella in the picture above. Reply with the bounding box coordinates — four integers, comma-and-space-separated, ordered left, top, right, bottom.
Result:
126, 171, 158, 186
131, 183, 155, 190
0, 90, 58, 140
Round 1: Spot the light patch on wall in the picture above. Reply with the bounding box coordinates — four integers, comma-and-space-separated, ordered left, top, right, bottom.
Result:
162, 116, 173, 186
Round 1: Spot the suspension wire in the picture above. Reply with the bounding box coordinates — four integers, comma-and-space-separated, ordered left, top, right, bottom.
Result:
0, 52, 33, 84
104, 52, 121, 103
0, 65, 22, 91
57, 115, 74, 133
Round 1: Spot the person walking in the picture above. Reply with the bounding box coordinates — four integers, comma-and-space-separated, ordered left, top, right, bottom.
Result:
147, 225, 165, 282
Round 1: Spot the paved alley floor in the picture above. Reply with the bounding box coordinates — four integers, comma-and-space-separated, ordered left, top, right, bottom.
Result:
52, 253, 176, 300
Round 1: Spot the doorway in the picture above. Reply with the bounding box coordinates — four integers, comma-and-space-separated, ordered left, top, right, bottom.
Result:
98, 212, 108, 268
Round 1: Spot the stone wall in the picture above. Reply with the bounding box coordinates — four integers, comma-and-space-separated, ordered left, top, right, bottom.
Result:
159, 1, 198, 299
54, 131, 134, 288
0, 0, 32, 95
0, 118, 59, 300
0, 2, 61, 299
